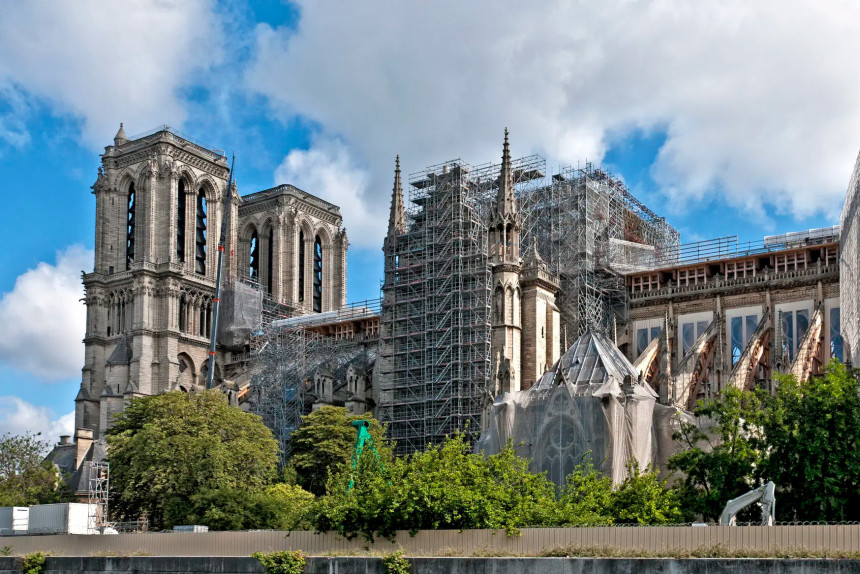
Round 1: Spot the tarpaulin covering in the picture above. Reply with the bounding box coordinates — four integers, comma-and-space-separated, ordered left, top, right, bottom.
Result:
476, 329, 685, 487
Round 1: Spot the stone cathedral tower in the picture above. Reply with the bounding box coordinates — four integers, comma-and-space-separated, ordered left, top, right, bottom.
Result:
490, 129, 523, 393
76, 125, 239, 446
75, 125, 348, 457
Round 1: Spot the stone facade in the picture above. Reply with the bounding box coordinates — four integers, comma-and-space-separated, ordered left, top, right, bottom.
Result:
841, 150, 860, 364
74, 126, 347, 457
623, 234, 841, 408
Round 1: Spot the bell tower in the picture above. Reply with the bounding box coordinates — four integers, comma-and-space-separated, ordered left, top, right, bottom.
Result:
77, 124, 236, 447
489, 129, 522, 393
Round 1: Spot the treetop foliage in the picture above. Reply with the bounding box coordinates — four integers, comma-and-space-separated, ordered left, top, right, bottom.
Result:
288, 406, 390, 496
107, 390, 280, 528
670, 361, 860, 522
0, 432, 66, 507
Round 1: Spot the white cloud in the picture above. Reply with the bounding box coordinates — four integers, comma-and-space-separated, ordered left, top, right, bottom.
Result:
248, 0, 860, 246
275, 136, 378, 247
0, 246, 92, 381
0, 0, 223, 149
0, 397, 74, 442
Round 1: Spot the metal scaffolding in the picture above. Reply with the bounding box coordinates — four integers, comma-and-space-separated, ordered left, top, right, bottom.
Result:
87, 461, 109, 532
249, 320, 377, 465
378, 154, 678, 455
379, 160, 493, 456
516, 162, 680, 338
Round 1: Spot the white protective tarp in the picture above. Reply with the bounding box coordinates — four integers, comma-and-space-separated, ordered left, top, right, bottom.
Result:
476, 329, 684, 487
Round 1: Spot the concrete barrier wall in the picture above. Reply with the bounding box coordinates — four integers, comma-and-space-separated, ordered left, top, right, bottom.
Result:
2, 526, 860, 557
1, 556, 860, 574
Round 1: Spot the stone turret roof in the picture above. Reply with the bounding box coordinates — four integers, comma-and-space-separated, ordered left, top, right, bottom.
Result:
114, 123, 128, 146
387, 155, 407, 236
491, 128, 518, 223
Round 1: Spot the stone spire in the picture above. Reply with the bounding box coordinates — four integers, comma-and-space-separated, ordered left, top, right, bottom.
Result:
495, 128, 517, 218
114, 123, 128, 146
388, 155, 407, 236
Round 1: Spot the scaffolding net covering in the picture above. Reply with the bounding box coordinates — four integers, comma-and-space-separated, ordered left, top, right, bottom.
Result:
218, 280, 264, 349
249, 323, 377, 465
476, 329, 684, 487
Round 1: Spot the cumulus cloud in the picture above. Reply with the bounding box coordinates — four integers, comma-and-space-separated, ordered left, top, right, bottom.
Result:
0, 0, 223, 148
275, 137, 379, 247
0, 246, 91, 381
0, 397, 74, 442
248, 0, 860, 245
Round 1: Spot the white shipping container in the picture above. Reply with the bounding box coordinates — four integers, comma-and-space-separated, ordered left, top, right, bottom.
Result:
27, 503, 97, 535
0, 507, 29, 536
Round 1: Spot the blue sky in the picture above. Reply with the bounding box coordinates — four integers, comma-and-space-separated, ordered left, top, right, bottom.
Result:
0, 0, 856, 438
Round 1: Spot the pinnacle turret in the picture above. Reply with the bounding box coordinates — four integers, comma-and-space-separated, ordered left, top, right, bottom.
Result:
495, 127, 517, 218
114, 123, 128, 146
388, 155, 407, 236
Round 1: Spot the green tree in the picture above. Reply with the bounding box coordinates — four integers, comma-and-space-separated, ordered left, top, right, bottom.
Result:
107, 390, 279, 529
757, 363, 860, 521
552, 457, 613, 526
288, 406, 390, 496
0, 432, 65, 506
668, 387, 762, 521
311, 433, 556, 541
171, 483, 314, 531
609, 461, 683, 524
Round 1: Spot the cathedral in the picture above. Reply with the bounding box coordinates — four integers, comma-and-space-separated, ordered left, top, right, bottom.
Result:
72, 125, 348, 461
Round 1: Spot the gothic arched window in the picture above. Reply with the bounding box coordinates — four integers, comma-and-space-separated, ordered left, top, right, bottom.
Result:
126, 182, 136, 269
313, 235, 323, 312
176, 179, 186, 262
267, 229, 274, 295
179, 294, 187, 333
494, 287, 504, 323
195, 189, 207, 274
249, 230, 259, 280
298, 230, 305, 303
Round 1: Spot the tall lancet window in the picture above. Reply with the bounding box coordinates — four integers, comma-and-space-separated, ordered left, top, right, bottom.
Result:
195, 189, 207, 275
313, 235, 323, 312
249, 230, 259, 280
176, 180, 186, 262
267, 230, 274, 295
126, 182, 136, 269
298, 230, 305, 303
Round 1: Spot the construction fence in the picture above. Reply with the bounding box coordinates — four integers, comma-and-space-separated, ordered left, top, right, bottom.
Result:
4, 526, 860, 557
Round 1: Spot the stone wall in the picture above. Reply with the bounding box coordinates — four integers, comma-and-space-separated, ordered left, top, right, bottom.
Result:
1, 556, 858, 574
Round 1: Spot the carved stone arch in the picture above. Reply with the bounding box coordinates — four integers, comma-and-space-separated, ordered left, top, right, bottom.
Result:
115, 169, 137, 194
197, 174, 220, 203
505, 285, 515, 324
239, 220, 259, 242
261, 216, 275, 235
176, 352, 196, 392
314, 224, 333, 249
176, 166, 198, 189
297, 217, 314, 241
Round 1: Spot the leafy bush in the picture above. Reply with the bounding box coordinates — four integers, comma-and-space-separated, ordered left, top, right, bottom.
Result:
252, 550, 305, 574
19, 552, 47, 574
381, 550, 411, 574
609, 461, 683, 524
168, 483, 314, 531
311, 433, 556, 540
670, 362, 860, 522
553, 457, 613, 526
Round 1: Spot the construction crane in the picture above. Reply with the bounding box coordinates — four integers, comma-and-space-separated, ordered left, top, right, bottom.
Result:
347, 420, 383, 491
720, 481, 776, 526
206, 154, 235, 390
